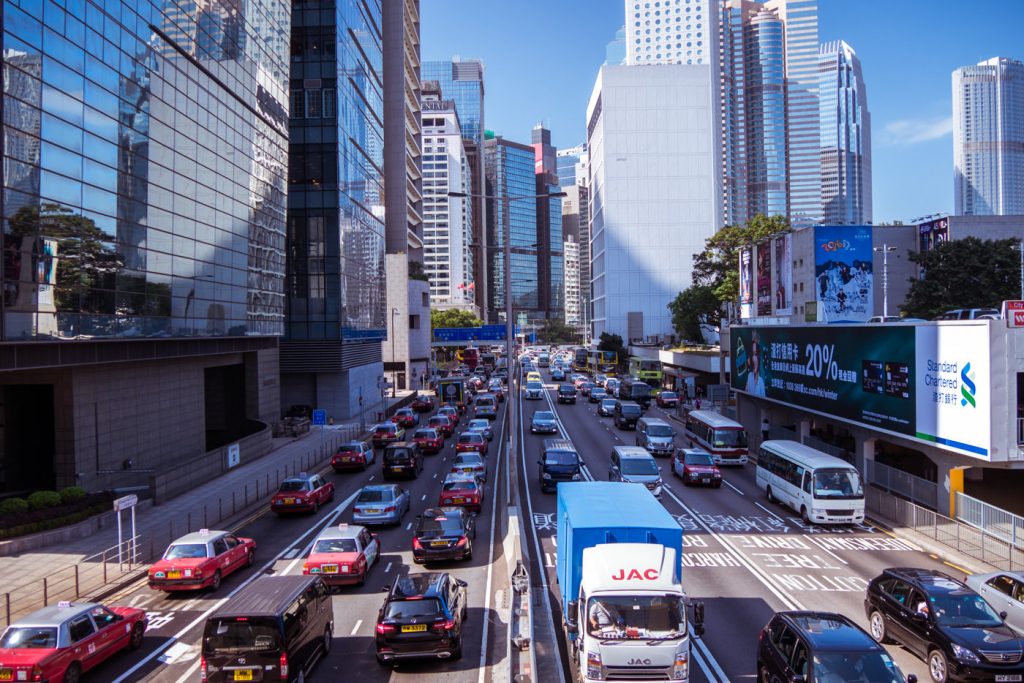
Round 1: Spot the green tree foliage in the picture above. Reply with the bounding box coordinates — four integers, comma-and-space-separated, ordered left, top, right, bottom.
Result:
597, 332, 625, 358
537, 319, 580, 344
667, 284, 720, 342
430, 308, 483, 330
902, 237, 1020, 319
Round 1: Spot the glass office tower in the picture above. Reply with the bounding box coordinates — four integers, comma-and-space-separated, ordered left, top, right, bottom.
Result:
820, 40, 872, 225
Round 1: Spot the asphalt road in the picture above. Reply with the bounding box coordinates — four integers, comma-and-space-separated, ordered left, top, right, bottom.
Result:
76, 398, 512, 682
516, 364, 978, 683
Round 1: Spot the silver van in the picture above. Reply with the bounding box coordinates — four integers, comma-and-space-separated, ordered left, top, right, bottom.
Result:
636, 417, 675, 457
609, 446, 663, 498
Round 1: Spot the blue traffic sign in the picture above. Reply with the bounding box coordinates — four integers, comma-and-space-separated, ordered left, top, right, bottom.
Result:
432, 325, 518, 342
312, 409, 327, 426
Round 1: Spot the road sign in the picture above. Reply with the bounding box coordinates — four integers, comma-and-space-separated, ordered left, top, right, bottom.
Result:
1005, 300, 1024, 328
312, 409, 327, 425
226, 443, 240, 468
113, 494, 138, 512
433, 325, 518, 342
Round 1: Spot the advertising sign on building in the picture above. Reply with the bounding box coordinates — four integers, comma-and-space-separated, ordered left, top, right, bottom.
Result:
730, 324, 992, 459
756, 242, 772, 316
918, 217, 950, 253
774, 234, 792, 316
814, 225, 873, 322
1005, 301, 1024, 328
739, 247, 753, 319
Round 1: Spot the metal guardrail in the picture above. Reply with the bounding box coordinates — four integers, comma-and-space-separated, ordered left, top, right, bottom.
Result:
956, 492, 1024, 551
867, 460, 939, 511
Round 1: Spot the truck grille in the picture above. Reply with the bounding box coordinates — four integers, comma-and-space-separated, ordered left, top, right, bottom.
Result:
605, 665, 671, 681
980, 649, 1022, 664
825, 509, 855, 516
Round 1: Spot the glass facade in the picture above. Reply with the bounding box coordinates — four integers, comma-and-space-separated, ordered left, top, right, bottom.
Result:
819, 41, 871, 225
287, 0, 385, 341
544, 178, 564, 316
745, 10, 787, 220
484, 137, 537, 315
422, 60, 483, 148
2, 0, 289, 340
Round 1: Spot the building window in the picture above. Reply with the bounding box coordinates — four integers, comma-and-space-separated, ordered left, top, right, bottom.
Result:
409, 315, 420, 330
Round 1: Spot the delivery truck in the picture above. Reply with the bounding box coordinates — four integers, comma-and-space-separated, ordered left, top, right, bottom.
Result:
437, 377, 467, 413
556, 482, 703, 682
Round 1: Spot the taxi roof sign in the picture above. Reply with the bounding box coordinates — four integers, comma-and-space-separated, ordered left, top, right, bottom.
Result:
57, 601, 72, 608
199, 528, 210, 535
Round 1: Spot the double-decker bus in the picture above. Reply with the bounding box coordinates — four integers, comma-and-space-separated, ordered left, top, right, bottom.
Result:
572, 348, 588, 373
628, 357, 663, 389
586, 349, 618, 375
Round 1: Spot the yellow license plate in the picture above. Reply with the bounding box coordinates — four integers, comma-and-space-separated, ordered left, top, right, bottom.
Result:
0, 670, 13, 682
234, 670, 254, 681
462, 467, 473, 472
167, 570, 183, 579
453, 498, 465, 503
285, 498, 296, 504
391, 467, 403, 472
401, 624, 427, 633
430, 541, 448, 547
364, 509, 381, 514
322, 564, 338, 574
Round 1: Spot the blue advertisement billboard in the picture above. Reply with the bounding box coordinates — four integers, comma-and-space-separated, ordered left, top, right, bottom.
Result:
814, 225, 874, 323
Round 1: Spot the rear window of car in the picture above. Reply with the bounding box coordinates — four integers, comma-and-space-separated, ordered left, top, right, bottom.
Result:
559, 385, 575, 392
337, 444, 364, 453
279, 480, 310, 492
376, 425, 396, 433
313, 538, 358, 553
459, 434, 482, 443
384, 449, 413, 462
442, 480, 478, 492
166, 543, 208, 559
357, 489, 391, 503
204, 617, 281, 655
385, 598, 443, 619
621, 405, 642, 416
1, 627, 58, 648
476, 396, 495, 406
414, 430, 436, 439
418, 514, 464, 534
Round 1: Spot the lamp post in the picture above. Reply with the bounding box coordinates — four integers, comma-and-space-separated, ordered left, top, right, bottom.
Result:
873, 244, 897, 319
390, 306, 399, 398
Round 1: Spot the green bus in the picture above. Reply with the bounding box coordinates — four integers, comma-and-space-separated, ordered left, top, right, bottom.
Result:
629, 357, 663, 390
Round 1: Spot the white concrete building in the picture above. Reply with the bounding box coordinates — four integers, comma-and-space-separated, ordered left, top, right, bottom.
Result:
421, 86, 476, 312
564, 236, 582, 326
587, 64, 722, 341
624, 0, 715, 66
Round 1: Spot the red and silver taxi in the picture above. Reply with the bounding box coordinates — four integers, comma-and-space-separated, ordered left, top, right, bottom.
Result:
455, 431, 488, 456
303, 523, 380, 587
450, 452, 487, 482
371, 422, 405, 449
331, 441, 375, 472
437, 405, 460, 424
438, 473, 484, 513
148, 529, 255, 592
270, 472, 335, 514
410, 394, 434, 412
672, 448, 722, 488
427, 414, 454, 438
391, 407, 420, 429
0, 601, 147, 683
412, 427, 443, 455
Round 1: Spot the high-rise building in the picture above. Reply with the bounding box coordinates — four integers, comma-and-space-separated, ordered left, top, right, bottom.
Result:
953, 57, 1024, 216
422, 59, 488, 316
557, 144, 588, 188
564, 237, 582, 326
819, 41, 872, 225
562, 184, 591, 335
282, 0, 387, 419
587, 64, 721, 341
0, 0, 289, 495
532, 125, 564, 321
421, 83, 476, 313
719, 0, 820, 228
625, 0, 715, 66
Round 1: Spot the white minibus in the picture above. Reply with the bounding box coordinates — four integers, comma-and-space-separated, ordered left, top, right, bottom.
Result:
755, 440, 865, 525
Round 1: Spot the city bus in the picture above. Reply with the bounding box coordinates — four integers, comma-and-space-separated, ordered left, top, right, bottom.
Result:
619, 376, 652, 409
682, 410, 749, 465
755, 440, 865, 526
572, 348, 588, 373
586, 350, 618, 376
628, 357, 663, 390
458, 347, 479, 371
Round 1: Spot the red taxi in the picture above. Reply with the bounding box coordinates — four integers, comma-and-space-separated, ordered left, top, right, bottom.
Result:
672, 448, 722, 488
331, 441, 375, 472
390, 407, 419, 428
0, 601, 147, 683
437, 405, 460, 424
427, 414, 454, 438
455, 431, 488, 455
656, 391, 680, 409
410, 394, 434, 412
271, 473, 335, 514
303, 524, 380, 587
438, 473, 484, 513
148, 529, 255, 592
412, 427, 444, 455
371, 422, 405, 449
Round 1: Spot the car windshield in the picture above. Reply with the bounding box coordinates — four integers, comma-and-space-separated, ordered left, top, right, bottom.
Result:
648, 425, 674, 437
469, 420, 488, 429
711, 428, 748, 448
414, 430, 436, 439
586, 596, 686, 639
385, 598, 443, 619
429, 417, 446, 425
204, 617, 280, 655
165, 543, 208, 559
621, 458, 659, 476
813, 469, 863, 499
337, 444, 363, 453
357, 489, 391, 503
931, 590, 1004, 627
535, 412, 555, 421
0, 627, 58, 649
527, 382, 543, 390
545, 451, 578, 466
684, 452, 715, 466
812, 651, 904, 683
418, 515, 464, 535
621, 405, 642, 417
279, 480, 310, 492
442, 480, 478, 492
313, 538, 358, 553
662, 392, 677, 400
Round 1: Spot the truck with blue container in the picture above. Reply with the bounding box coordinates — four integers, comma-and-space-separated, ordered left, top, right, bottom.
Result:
556, 482, 703, 682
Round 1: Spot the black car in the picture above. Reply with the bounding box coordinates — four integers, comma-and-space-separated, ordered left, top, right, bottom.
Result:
865, 568, 1024, 683
538, 439, 581, 493
375, 572, 468, 665
557, 383, 577, 404
412, 507, 476, 563
613, 401, 643, 430
382, 442, 424, 480
758, 611, 916, 683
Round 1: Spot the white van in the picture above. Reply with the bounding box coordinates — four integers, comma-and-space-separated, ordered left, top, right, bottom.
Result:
755, 440, 865, 525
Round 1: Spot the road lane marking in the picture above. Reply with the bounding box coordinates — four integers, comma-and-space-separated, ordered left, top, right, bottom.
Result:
477, 391, 508, 683
174, 660, 200, 683
755, 501, 787, 522
944, 560, 973, 575
723, 479, 744, 496
368, 476, 374, 481
804, 535, 848, 566
283, 548, 299, 559
433, 473, 438, 479
692, 636, 729, 683
405, 522, 412, 530
351, 619, 362, 635
384, 561, 393, 573
421, 494, 427, 501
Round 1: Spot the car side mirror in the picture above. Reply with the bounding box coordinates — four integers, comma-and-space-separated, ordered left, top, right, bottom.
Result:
1001, 610, 1009, 620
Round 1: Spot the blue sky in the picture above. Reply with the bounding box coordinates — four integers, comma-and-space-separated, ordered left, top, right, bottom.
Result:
421, 0, 1024, 224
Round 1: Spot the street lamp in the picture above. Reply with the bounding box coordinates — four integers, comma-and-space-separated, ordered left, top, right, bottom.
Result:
390, 306, 399, 398
873, 244, 897, 319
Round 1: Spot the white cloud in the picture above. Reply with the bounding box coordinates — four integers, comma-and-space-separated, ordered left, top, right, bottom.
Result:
880, 116, 953, 146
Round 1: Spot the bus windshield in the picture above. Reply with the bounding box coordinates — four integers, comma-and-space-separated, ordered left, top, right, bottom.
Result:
711, 428, 748, 449
813, 468, 863, 499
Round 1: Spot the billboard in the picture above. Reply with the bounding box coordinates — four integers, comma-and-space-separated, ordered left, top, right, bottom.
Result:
774, 234, 792, 315
814, 225, 873, 322
756, 242, 772, 316
731, 324, 992, 459
918, 217, 950, 253
738, 247, 753, 319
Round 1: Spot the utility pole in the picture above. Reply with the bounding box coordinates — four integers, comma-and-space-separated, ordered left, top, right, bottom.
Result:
873, 244, 897, 318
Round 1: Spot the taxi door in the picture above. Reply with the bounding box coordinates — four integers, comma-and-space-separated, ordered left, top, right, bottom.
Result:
88, 607, 131, 664
66, 613, 104, 672
211, 537, 233, 576
359, 528, 379, 567
224, 535, 248, 572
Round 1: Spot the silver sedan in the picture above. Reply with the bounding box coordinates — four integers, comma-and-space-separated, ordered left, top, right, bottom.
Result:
966, 571, 1024, 634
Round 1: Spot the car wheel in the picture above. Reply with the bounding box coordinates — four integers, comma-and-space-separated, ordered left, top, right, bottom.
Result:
329, 488, 336, 502
63, 663, 82, 683
322, 625, 333, 655
450, 636, 463, 661
766, 486, 775, 504
246, 549, 255, 567
758, 664, 779, 683
465, 543, 473, 561
312, 499, 319, 514
868, 610, 891, 644
801, 506, 811, 525
928, 649, 948, 683
129, 622, 145, 650
211, 570, 222, 591
713, 481, 722, 489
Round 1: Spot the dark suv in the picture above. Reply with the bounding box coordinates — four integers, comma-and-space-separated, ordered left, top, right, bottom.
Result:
382, 442, 424, 480
757, 611, 916, 683
375, 572, 468, 665
412, 507, 476, 563
557, 383, 577, 404
613, 401, 643, 430
865, 567, 1024, 682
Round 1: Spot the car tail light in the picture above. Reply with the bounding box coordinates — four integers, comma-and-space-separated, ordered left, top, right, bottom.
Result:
376, 622, 396, 634
412, 537, 422, 550
456, 536, 468, 547
29, 665, 43, 683
200, 657, 207, 682
194, 568, 203, 578
431, 619, 456, 632
279, 652, 289, 679
467, 496, 479, 505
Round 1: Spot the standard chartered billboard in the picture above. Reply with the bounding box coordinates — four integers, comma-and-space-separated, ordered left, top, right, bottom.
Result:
731, 324, 992, 459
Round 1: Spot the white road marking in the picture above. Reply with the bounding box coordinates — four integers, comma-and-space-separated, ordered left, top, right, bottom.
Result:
421, 494, 427, 500
433, 473, 438, 479
755, 501, 787, 522
174, 660, 200, 683
157, 642, 195, 665
723, 479, 745, 496
477, 398, 508, 683
384, 562, 393, 573
283, 548, 299, 559
368, 476, 375, 481
405, 522, 412, 530
351, 619, 362, 635
804, 534, 849, 566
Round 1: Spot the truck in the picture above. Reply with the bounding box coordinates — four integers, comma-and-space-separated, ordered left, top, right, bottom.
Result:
437, 376, 467, 413
556, 482, 703, 683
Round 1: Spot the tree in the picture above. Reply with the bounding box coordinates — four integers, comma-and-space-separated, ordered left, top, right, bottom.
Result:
902, 237, 1019, 319
537, 318, 580, 344
667, 284, 719, 342
597, 331, 625, 359
430, 308, 483, 329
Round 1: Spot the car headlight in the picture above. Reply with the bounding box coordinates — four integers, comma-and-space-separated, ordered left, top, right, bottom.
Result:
587, 651, 604, 680
671, 650, 689, 680
950, 642, 981, 663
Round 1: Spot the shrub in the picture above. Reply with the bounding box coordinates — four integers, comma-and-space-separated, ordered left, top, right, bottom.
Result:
0, 497, 28, 516
27, 491, 62, 510
59, 486, 86, 504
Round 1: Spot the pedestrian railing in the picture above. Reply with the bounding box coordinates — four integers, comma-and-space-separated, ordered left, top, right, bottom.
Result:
866, 460, 939, 511
956, 492, 1024, 551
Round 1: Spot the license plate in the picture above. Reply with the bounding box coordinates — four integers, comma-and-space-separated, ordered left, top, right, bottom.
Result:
462, 467, 473, 472
392, 467, 403, 472
453, 498, 465, 503
0, 669, 12, 682
996, 677, 1022, 682
234, 671, 254, 681
285, 498, 295, 504
430, 541, 448, 547
322, 564, 338, 574
364, 509, 381, 514
167, 570, 183, 579
401, 624, 427, 633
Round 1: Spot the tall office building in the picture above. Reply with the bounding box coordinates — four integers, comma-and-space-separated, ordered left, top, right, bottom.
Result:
953, 57, 1024, 216
719, 0, 820, 228
557, 144, 588, 188
0, 0, 289, 495
483, 136, 541, 322
557, 145, 590, 333
282, 0, 387, 420
420, 83, 476, 313
587, 64, 721, 341
532, 125, 564, 321
625, 0, 716, 66
563, 237, 582, 326
819, 41, 872, 225
422, 59, 488, 317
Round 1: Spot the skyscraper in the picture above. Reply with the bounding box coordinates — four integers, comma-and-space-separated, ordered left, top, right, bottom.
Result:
532, 125, 564, 321
625, 0, 715, 65
564, 237, 582, 326
283, 0, 387, 420
557, 144, 588, 188
819, 41, 872, 224
558, 145, 591, 334
953, 57, 1024, 216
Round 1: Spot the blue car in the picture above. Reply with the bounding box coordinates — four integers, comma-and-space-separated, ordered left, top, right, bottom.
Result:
352, 484, 410, 525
